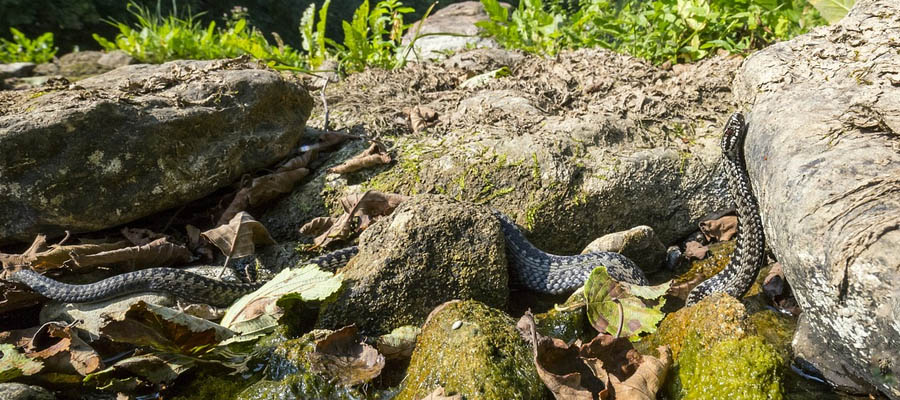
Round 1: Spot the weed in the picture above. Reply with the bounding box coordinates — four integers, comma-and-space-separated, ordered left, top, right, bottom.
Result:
478, 0, 827, 65
0, 28, 57, 64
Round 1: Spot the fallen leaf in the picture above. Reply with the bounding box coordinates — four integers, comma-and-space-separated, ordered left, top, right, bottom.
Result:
219, 168, 310, 225
85, 352, 195, 387
518, 312, 671, 400
220, 264, 343, 339
606, 346, 671, 400
0, 235, 131, 273
308, 325, 385, 386
0, 343, 43, 382
303, 191, 408, 248
682, 241, 708, 260
100, 301, 235, 356
299, 217, 337, 237
517, 312, 607, 400
419, 387, 462, 400
329, 142, 392, 174
276, 151, 316, 173
377, 325, 421, 360
70, 238, 192, 269
202, 212, 275, 260
407, 106, 438, 134
24, 322, 104, 376
300, 131, 355, 153
762, 262, 785, 299
584, 267, 668, 340
0, 281, 43, 314
460, 67, 512, 89
699, 215, 737, 242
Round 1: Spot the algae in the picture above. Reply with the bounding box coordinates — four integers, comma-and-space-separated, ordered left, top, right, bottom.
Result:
396, 300, 545, 400
671, 334, 783, 400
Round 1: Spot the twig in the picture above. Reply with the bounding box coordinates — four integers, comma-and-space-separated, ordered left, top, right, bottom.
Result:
56, 231, 71, 246
217, 223, 243, 279
615, 300, 624, 338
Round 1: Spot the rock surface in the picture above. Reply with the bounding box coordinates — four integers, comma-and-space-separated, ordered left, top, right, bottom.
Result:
265, 49, 742, 254
315, 195, 508, 334
395, 300, 544, 400
733, 0, 900, 396
401, 1, 501, 62
0, 63, 36, 80
582, 225, 666, 274
0, 58, 313, 243
0, 383, 55, 400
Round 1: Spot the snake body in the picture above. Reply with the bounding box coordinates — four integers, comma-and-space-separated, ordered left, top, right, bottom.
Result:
8, 113, 762, 307
686, 112, 765, 305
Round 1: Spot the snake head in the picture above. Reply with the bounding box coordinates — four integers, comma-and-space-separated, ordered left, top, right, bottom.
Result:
721, 112, 747, 160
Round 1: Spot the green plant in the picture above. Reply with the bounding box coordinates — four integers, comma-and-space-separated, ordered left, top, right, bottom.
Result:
299, 0, 332, 69
479, 0, 827, 65
0, 28, 57, 63
330, 0, 416, 73
93, 1, 306, 69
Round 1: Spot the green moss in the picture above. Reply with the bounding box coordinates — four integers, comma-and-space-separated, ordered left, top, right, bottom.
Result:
396, 300, 544, 400
672, 241, 736, 288
173, 372, 253, 400
530, 153, 541, 181
534, 294, 587, 343
672, 334, 783, 400
747, 310, 795, 359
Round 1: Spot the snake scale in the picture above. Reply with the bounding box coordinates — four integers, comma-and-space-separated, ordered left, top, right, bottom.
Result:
7, 112, 763, 307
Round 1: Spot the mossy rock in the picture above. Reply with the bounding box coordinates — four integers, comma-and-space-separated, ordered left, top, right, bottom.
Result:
395, 300, 545, 400
642, 294, 787, 399
672, 335, 783, 400
533, 292, 588, 344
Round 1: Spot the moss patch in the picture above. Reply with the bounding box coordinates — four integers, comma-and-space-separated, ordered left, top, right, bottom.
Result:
396, 300, 544, 400
672, 334, 783, 400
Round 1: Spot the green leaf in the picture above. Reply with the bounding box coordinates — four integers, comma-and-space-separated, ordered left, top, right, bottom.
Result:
0, 344, 43, 382
583, 266, 668, 341
220, 264, 343, 338
809, 0, 855, 24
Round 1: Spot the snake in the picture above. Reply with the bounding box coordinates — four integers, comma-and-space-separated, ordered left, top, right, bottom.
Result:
6, 112, 762, 307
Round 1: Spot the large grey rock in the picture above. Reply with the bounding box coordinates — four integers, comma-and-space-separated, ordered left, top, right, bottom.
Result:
0, 63, 36, 80
733, 0, 900, 397
0, 59, 313, 243
316, 195, 508, 334
0, 383, 54, 400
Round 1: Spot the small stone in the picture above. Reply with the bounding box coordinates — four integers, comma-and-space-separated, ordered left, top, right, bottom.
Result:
451, 320, 463, 330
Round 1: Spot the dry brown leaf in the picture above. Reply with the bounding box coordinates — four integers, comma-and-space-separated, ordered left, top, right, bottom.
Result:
607, 346, 671, 400
407, 106, 438, 134
763, 262, 785, 299
301, 131, 355, 153
299, 217, 337, 237
304, 191, 408, 248
218, 168, 310, 225
699, 215, 738, 242
682, 241, 708, 261
329, 143, 392, 174
517, 312, 607, 400
17, 322, 104, 376
202, 212, 275, 259
0, 281, 44, 314
276, 151, 316, 173
518, 312, 670, 400
100, 301, 234, 355
419, 387, 462, 400
308, 325, 385, 386
70, 238, 192, 269
0, 235, 131, 273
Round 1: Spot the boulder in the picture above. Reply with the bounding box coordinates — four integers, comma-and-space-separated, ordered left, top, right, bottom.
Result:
401, 1, 502, 62
0, 63, 36, 80
733, 0, 900, 396
582, 225, 666, 274
315, 195, 508, 334
0, 58, 313, 243
395, 300, 544, 400
0, 383, 54, 400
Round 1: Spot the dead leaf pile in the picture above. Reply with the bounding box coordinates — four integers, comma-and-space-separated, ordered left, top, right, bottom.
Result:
699, 215, 738, 242
300, 191, 408, 248
1, 322, 103, 382
518, 312, 671, 400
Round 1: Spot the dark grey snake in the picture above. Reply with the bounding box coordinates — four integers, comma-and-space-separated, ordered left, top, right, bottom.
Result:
7, 113, 762, 307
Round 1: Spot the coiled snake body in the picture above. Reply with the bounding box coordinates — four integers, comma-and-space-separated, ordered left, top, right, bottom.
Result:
8, 113, 763, 307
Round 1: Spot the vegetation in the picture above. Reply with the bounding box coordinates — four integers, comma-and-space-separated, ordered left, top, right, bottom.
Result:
0, 28, 57, 63
478, 0, 829, 64
93, 2, 307, 68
